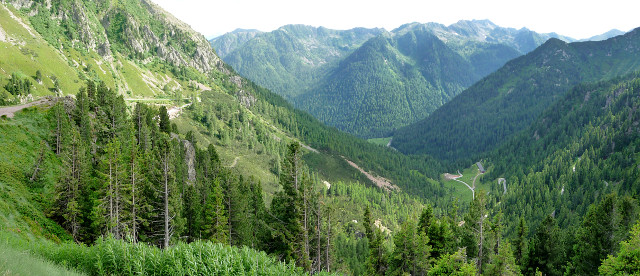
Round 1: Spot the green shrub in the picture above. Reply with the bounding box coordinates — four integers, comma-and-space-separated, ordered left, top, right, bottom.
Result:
33, 236, 305, 276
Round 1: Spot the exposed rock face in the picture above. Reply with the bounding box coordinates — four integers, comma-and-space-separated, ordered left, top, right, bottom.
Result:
4, 0, 33, 10
236, 89, 256, 108
5, 0, 222, 74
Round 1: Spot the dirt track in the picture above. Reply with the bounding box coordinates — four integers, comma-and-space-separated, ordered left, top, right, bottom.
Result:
0, 98, 50, 118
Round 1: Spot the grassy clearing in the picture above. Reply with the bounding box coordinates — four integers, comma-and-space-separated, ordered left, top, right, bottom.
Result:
367, 137, 392, 146
441, 163, 491, 203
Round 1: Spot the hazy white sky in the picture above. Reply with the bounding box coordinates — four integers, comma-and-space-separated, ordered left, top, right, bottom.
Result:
151, 0, 639, 40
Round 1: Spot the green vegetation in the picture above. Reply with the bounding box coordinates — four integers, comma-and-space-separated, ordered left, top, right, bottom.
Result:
393, 29, 640, 162
31, 237, 304, 275
0, 240, 84, 276
296, 29, 477, 138
213, 20, 567, 138
367, 137, 392, 146
3, 0, 640, 275
212, 25, 383, 99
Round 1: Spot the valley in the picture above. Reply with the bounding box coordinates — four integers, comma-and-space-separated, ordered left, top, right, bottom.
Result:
0, 0, 639, 275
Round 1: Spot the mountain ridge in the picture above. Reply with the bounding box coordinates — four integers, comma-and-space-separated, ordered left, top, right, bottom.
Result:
213, 20, 565, 137
392, 27, 640, 161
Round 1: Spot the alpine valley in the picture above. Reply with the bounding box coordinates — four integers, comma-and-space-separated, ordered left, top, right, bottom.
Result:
0, 0, 639, 275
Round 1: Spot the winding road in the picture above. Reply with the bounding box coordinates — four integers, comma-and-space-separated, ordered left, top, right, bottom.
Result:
452, 167, 483, 200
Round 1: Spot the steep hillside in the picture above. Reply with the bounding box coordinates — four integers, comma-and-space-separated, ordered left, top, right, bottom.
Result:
211, 25, 384, 99
0, 0, 448, 234
211, 29, 263, 58
418, 19, 574, 54
214, 20, 570, 138
393, 28, 640, 162
581, 29, 626, 41
296, 28, 478, 138
0, 2, 446, 273
480, 73, 640, 259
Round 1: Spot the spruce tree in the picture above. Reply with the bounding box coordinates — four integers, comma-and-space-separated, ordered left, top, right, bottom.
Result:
387, 219, 431, 275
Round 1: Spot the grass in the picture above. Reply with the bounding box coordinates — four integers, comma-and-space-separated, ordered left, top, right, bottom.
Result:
117, 55, 158, 97
0, 236, 84, 276
367, 137, 392, 147
441, 162, 491, 203
0, 107, 70, 241
0, 4, 82, 97
30, 236, 306, 276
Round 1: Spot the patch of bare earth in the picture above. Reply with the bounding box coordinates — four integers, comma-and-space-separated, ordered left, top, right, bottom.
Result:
342, 157, 399, 192
444, 173, 462, 180
0, 24, 7, 42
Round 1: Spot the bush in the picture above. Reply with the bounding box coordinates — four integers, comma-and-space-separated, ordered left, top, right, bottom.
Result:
33, 236, 305, 276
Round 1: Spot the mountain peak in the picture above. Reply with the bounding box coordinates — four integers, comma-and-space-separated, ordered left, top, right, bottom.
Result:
231, 28, 262, 34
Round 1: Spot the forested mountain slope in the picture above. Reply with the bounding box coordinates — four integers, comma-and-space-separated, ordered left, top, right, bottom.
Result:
0, 0, 448, 274
211, 25, 384, 99
393, 28, 640, 161
474, 73, 640, 275
213, 20, 573, 138
295, 27, 480, 138
211, 28, 263, 57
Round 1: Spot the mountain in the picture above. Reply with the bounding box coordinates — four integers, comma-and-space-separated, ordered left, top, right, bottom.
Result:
213, 20, 573, 138
294, 27, 483, 138
0, 0, 452, 274
581, 29, 626, 41
3, 0, 640, 274
211, 24, 384, 99
0, 0, 453, 211
392, 28, 640, 162
211, 28, 263, 57
485, 72, 640, 263
414, 19, 575, 54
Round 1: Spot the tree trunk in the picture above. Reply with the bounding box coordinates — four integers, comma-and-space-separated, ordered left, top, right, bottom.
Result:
163, 150, 170, 249
326, 212, 331, 272
316, 207, 321, 272
131, 153, 137, 243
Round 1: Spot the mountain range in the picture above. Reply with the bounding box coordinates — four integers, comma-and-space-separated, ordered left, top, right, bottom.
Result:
392, 28, 640, 162
212, 20, 621, 138
2, 0, 640, 274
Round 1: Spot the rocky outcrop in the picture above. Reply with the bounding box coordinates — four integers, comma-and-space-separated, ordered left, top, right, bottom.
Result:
6, 0, 222, 74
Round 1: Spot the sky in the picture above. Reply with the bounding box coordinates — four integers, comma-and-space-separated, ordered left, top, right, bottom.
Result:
151, 0, 640, 40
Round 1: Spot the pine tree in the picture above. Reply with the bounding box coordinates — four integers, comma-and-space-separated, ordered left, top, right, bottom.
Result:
571, 194, 637, 275
514, 216, 528, 269
527, 215, 561, 276
599, 219, 640, 275
101, 137, 126, 239
204, 177, 228, 243
484, 242, 522, 276
364, 207, 387, 276
464, 192, 490, 273
428, 248, 477, 276
270, 142, 312, 270
247, 177, 268, 250
150, 134, 179, 248
51, 126, 86, 242
387, 219, 431, 275
159, 106, 171, 133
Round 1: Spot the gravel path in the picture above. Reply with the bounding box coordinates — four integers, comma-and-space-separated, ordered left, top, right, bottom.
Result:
0, 98, 50, 118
